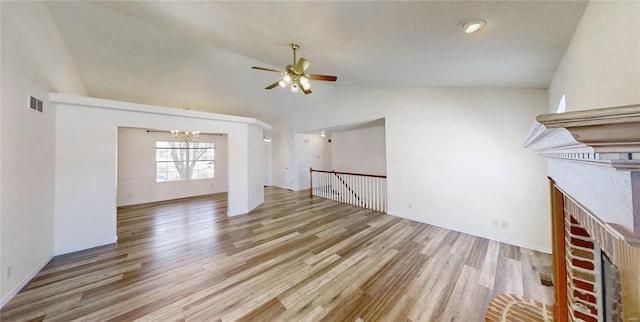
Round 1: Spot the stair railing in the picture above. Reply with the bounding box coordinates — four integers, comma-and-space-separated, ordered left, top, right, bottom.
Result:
310, 168, 387, 213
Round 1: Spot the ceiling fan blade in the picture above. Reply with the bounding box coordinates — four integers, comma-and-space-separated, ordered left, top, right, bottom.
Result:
302, 88, 312, 95
293, 58, 311, 74
265, 81, 280, 90
307, 74, 337, 82
252, 66, 284, 73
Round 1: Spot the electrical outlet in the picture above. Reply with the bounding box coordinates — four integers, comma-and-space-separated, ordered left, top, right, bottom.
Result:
408, 203, 412, 210
501, 220, 509, 229
492, 218, 500, 227
6, 266, 11, 278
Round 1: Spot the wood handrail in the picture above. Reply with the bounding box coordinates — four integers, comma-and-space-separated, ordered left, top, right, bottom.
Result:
310, 168, 387, 179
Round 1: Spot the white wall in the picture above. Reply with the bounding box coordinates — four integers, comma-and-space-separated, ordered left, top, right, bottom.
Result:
247, 124, 265, 210
545, 1, 638, 234
294, 133, 332, 191
52, 94, 269, 255
549, 1, 640, 112
0, 1, 87, 307
117, 128, 228, 206
279, 87, 551, 252
331, 125, 386, 175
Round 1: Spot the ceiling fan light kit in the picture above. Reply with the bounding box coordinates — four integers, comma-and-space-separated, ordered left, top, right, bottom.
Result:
251, 43, 337, 95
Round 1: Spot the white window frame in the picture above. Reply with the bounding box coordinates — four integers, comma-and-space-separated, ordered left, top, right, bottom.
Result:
155, 141, 215, 182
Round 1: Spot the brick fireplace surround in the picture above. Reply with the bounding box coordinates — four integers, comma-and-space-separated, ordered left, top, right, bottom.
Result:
523, 105, 640, 321
561, 193, 630, 321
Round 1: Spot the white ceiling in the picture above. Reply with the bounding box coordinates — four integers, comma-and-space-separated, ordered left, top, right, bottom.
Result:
44, 1, 588, 121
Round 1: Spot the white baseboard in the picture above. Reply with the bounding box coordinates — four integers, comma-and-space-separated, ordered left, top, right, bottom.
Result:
54, 235, 118, 256
388, 211, 552, 254
2, 234, 119, 308
1, 255, 52, 309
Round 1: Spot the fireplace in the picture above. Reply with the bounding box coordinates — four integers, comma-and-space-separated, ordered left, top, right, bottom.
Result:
551, 188, 638, 321
565, 212, 622, 321
524, 105, 640, 321
602, 251, 622, 322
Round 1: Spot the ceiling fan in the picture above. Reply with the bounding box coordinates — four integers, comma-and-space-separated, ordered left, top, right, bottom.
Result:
252, 43, 337, 95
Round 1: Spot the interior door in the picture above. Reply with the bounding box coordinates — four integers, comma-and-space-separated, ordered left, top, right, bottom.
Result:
263, 143, 270, 186
285, 142, 294, 190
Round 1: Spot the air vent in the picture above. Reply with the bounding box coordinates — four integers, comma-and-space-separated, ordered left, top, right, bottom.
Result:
29, 95, 43, 112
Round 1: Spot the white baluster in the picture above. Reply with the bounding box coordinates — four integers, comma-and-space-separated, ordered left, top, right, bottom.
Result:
373, 177, 376, 210
322, 172, 326, 199
383, 178, 387, 212
368, 177, 371, 211
365, 177, 369, 209
376, 178, 380, 212
343, 175, 347, 204
349, 175, 352, 205
379, 177, 382, 212
327, 173, 330, 199
360, 176, 365, 208
338, 174, 342, 203
353, 175, 356, 206
373, 178, 377, 211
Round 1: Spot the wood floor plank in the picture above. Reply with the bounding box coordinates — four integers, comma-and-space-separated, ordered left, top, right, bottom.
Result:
0, 187, 553, 321
438, 264, 481, 321
479, 239, 501, 289
408, 252, 467, 321
493, 257, 525, 297
465, 237, 490, 269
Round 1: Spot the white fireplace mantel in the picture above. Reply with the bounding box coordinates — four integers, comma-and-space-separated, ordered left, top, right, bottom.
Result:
523, 104, 640, 171
523, 104, 640, 241
525, 105, 640, 320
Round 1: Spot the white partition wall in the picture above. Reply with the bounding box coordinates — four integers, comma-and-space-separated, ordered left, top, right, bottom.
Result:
51, 94, 270, 255
247, 124, 266, 210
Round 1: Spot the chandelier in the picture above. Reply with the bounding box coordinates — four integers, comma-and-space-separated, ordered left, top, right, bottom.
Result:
171, 129, 200, 142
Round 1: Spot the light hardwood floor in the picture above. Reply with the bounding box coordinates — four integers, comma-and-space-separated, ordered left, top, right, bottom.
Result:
1, 187, 552, 321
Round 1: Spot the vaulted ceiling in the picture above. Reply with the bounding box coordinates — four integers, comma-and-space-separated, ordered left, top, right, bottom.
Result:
44, 1, 588, 124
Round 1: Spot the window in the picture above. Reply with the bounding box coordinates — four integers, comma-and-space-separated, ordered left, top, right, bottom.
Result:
556, 94, 566, 113
156, 141, 215, 182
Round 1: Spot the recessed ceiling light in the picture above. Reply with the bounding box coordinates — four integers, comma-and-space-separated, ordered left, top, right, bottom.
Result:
460, 19, 487, 34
